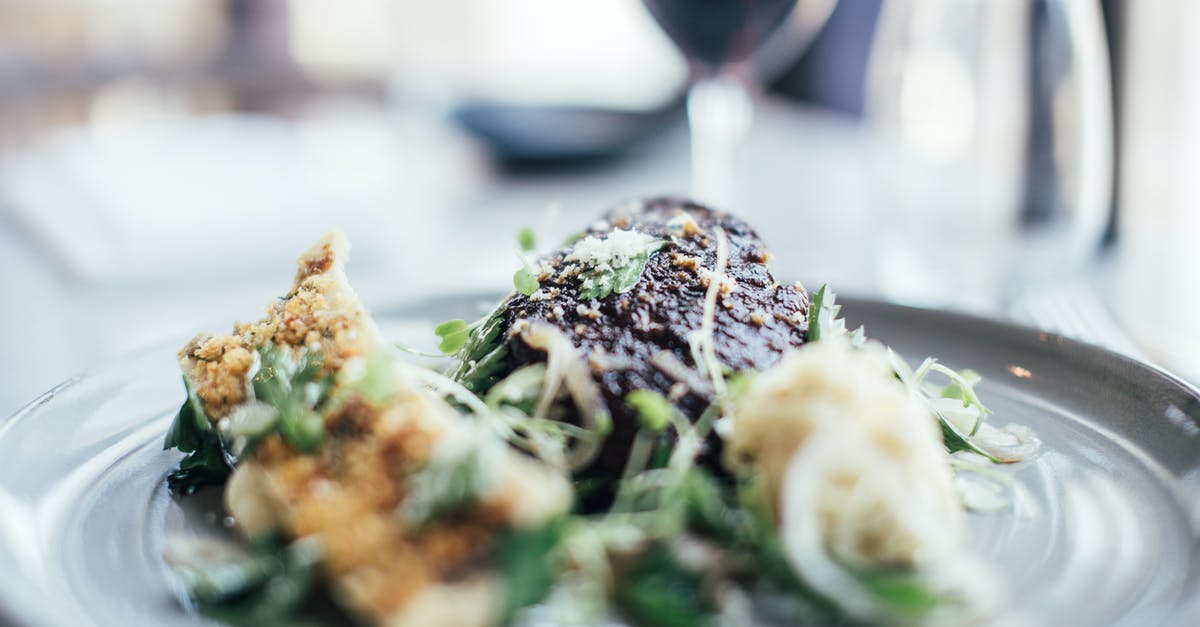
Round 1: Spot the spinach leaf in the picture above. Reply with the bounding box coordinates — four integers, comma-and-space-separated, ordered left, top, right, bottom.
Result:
164, 376, 230, 495
495, 520, 565, 622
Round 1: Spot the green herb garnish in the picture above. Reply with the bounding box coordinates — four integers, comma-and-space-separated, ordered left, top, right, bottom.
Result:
164, 376, 230, 495
625, 390, 676, 433
495, 520, 565, 622
517, 227, 537, 252
434, 319, 471, 355
445, 304, 511, 395
940, 368, 991, 433
615, 543, 714, 627
572, 236, 665, 301
181, 534, 322, 627
250, 345, 332, 454
514, 268, 540, 296
936, 409, 1001, 462
806, 284, 864, 345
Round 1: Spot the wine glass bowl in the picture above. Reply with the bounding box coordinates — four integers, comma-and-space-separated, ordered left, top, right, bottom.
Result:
864, 0, 1113, 311
641, 0, 820, 209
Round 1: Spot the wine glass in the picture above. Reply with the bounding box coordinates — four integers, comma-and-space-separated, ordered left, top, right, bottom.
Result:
864, 0, 1113, 312
642, 0, 826, 209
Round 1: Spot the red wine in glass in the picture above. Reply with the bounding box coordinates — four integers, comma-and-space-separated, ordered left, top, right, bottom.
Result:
643, 0, 799, 71
642, 0, 800, 208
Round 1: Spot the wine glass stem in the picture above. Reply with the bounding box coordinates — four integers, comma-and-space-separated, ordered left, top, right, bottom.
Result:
687, 71, 753, 209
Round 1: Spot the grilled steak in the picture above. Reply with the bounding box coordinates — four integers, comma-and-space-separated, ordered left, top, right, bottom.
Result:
497, 197, 809, 478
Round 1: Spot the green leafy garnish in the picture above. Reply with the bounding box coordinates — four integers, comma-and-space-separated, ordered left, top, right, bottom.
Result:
615, 543, 714, 627
165, 346, 333, 494
890, 351, 1005, 462
624, 390, 676, 433
861, 570, 944, 619
573, 238, 665, 301
940, 368, 990, 433
495, 520, 565, 622
517, 226, 537, 252
434, 319, 470, 354
806, 284, 864, 345
936, 409, 1001, 462
164, 376, 230, 495
250, 345, 332, 454
513, 268, 540, 296
180, 534, 322, 627
446, 305, 511, 395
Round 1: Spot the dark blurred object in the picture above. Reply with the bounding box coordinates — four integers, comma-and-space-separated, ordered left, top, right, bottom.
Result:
1100, 0, 1123, 246
642, 0, 798, 71
770, 0, 1122, 246
451, 101, 682, 165
769, 0, 881, 115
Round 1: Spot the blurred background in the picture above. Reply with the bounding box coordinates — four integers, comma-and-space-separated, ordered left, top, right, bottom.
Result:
0, 0, 1197, 418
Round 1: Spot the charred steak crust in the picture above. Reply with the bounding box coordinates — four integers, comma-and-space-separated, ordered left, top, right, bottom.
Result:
501, 197, 809, 475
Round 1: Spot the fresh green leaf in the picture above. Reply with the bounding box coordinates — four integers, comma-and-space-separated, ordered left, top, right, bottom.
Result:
495, 520, 564, 622
184, 534, 323, 627
575, 240, 664, 301
806, 284, 864, 345
251, 345, 332, 454
164, 376, 230, 495
517, 227, 537, 252
448, 305, 511, 396
615, 543, 715, 627
514, 268, 540, 296
167, 434, 230, 495
279, 409, 324, 454
860, 571, 943, 619
936, 409, 1000, 462
434, 319, 470, 355
625, 390, 676, 432
164, 376, 213, 452
167, 344, 333, 493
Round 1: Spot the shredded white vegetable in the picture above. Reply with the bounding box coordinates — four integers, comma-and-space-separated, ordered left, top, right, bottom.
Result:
688, 226, 729, 397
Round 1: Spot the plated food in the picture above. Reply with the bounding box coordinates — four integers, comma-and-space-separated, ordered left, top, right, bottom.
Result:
162, 197, 1037, 626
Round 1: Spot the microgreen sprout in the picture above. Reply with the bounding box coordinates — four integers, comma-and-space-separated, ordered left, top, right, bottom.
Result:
434, 319, 471, 354
514, 268, 540, 296
625, 390, 677, 433
518, 226, 537, 252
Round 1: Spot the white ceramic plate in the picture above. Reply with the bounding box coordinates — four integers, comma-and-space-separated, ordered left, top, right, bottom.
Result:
0, 297, 1197, 627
